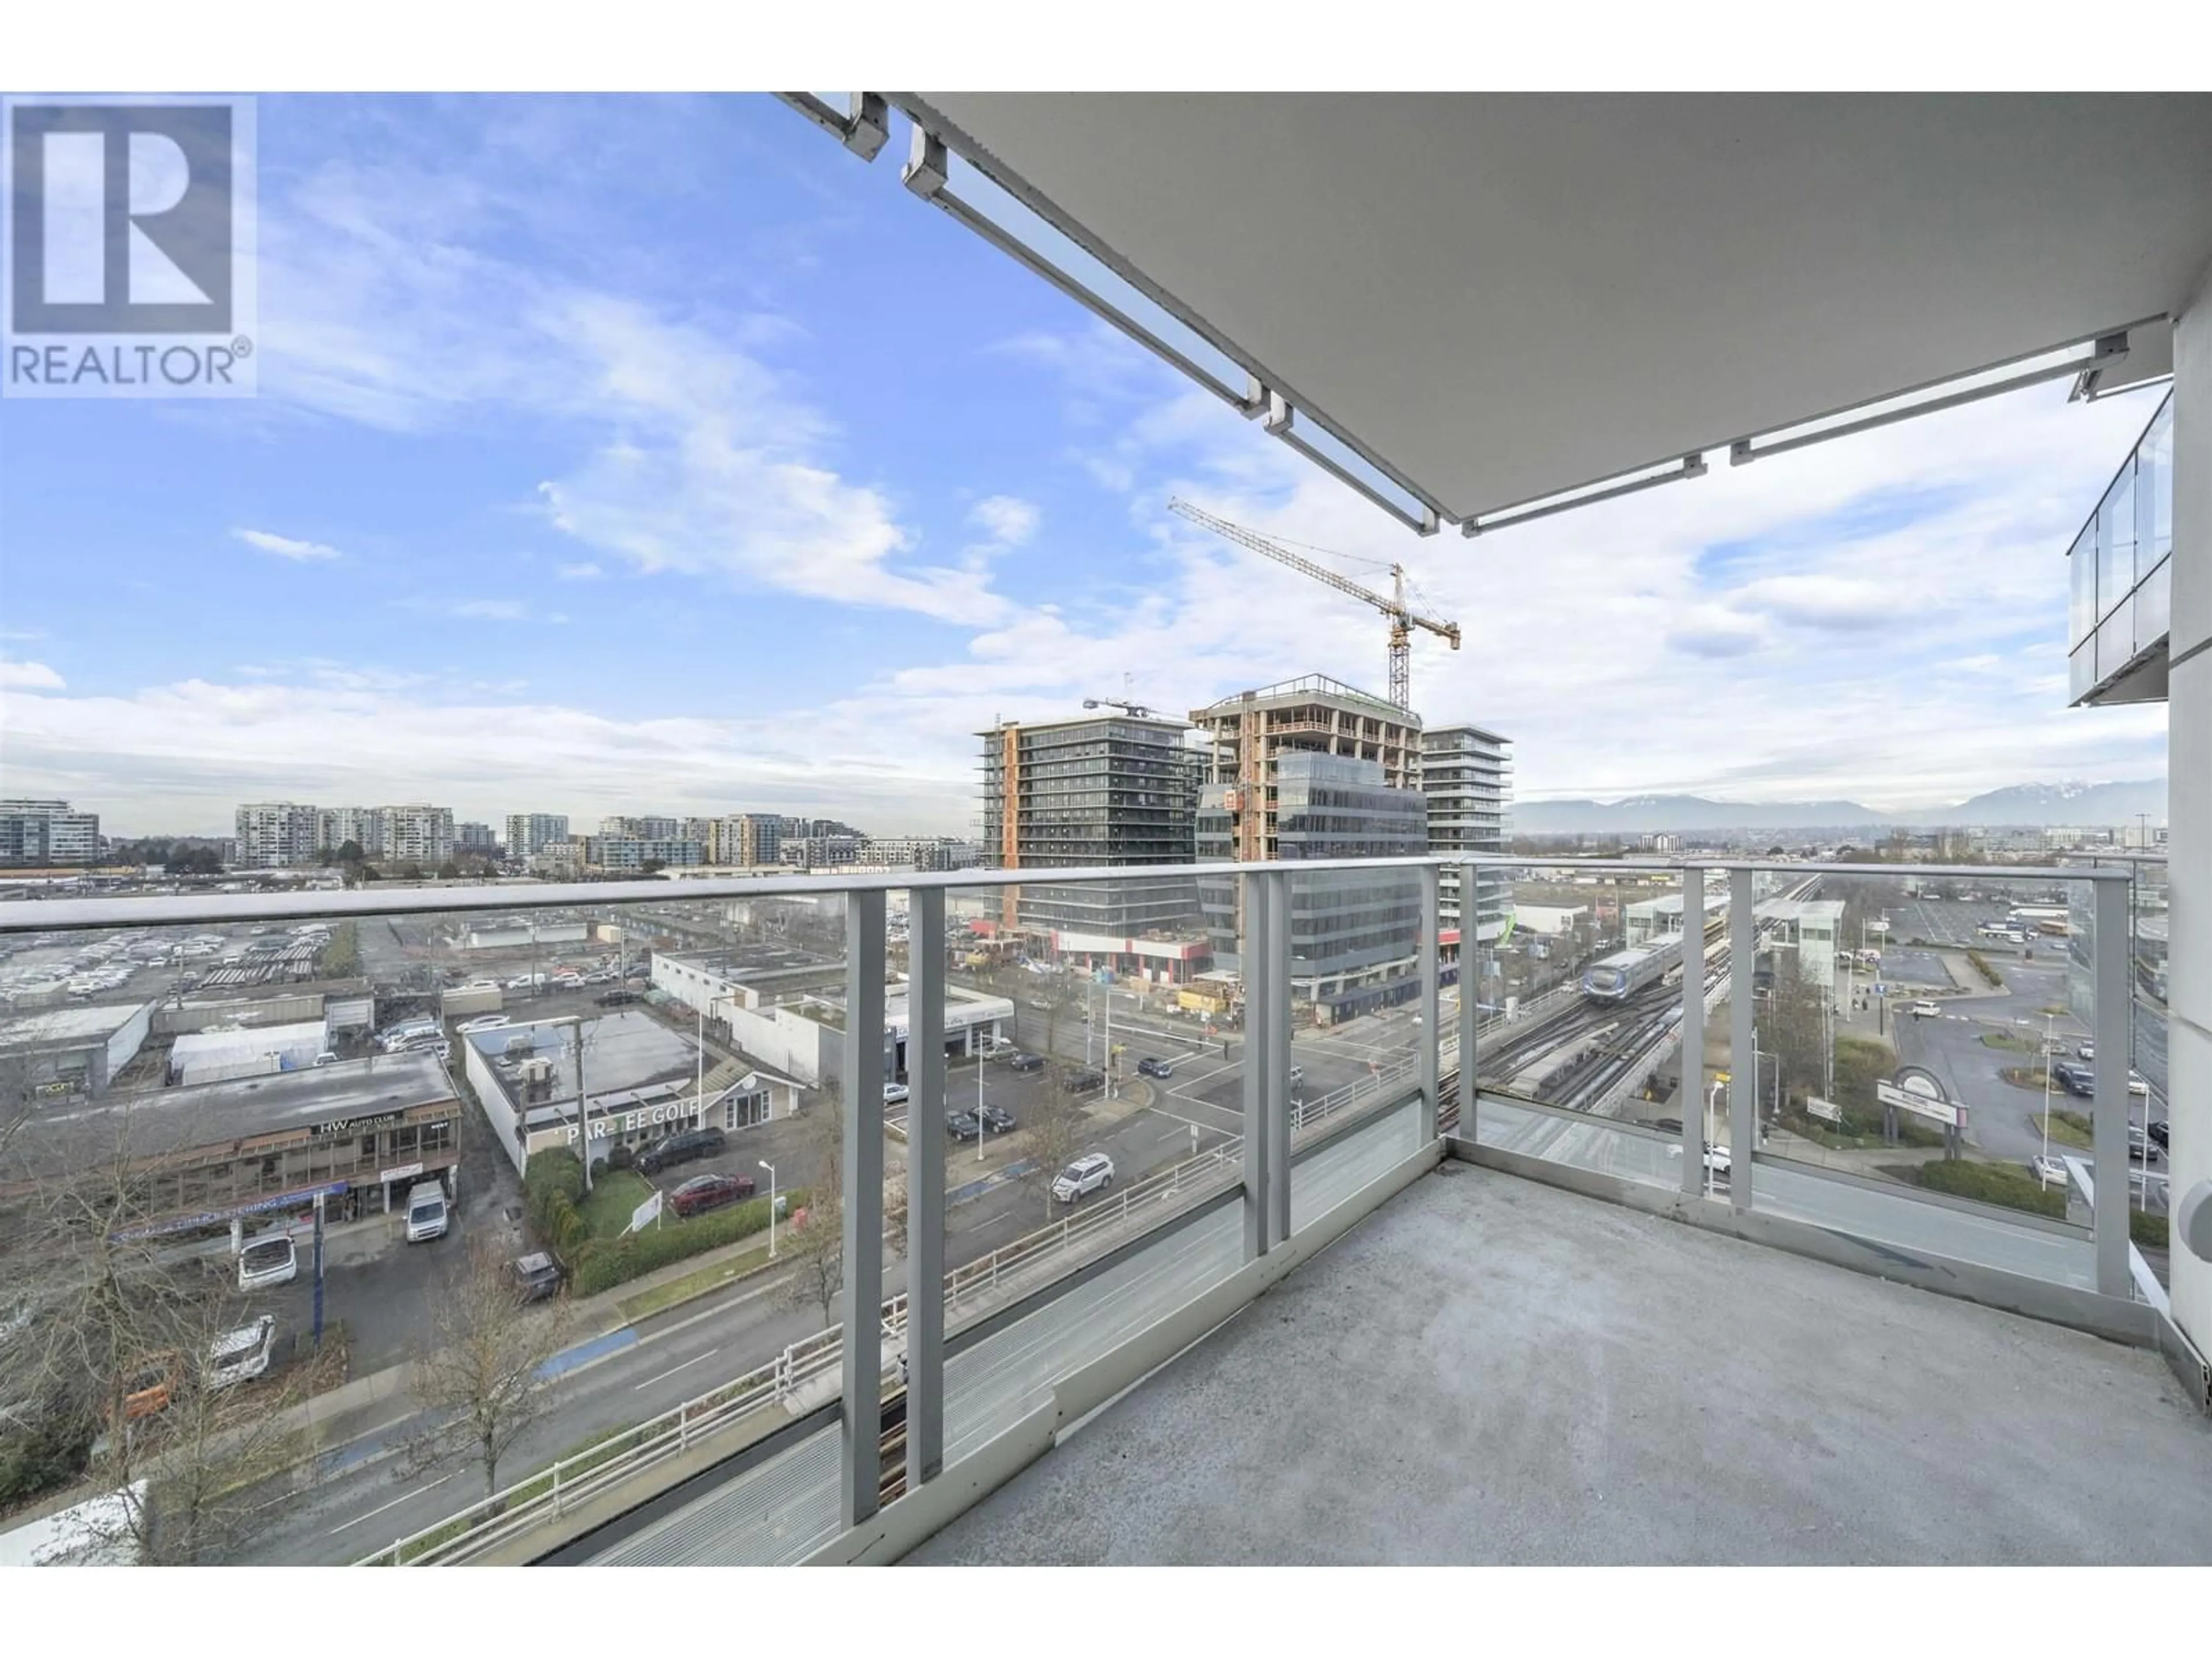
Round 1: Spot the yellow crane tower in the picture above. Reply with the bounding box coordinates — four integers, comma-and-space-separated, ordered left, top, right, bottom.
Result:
1167, 498, 1460, 711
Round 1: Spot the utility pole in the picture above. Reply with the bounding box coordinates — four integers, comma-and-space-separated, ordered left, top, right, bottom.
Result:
573, 1017, 592, 1193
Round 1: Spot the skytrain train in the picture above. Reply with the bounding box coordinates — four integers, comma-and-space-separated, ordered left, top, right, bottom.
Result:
1582, 935, 1683, 1002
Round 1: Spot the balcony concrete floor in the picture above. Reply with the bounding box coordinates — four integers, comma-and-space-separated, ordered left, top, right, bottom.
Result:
908, 1162, 2212, 1565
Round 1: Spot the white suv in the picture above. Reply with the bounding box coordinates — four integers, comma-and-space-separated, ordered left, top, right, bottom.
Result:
1051, 1154, 1115, 1203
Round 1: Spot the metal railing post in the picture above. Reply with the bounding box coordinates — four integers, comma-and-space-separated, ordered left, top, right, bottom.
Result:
906, 885, 947, 1487
1680, 865, 1706, 1198
1264, 870, 1293, 1244
1418, 863, 1441, 1142
1241, 868, 1273, 1260
1457, 859, 1480, 1138
1728, 866, 1756, 1212
839, 887, 887, 1530
2092, 875, 2131, 1297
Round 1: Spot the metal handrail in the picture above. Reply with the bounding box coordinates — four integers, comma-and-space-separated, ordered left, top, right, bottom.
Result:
356, 1046, 1433, 1566
0, 853, 2128, 935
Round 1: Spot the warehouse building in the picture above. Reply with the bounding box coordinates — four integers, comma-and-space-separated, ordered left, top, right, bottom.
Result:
0, 1001, 154, 1097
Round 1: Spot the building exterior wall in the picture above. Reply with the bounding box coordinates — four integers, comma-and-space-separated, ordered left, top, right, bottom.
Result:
505, 813, 571, 860
2165, 265, 2211, 1357
0, 800, 101, 866
1422, 723, 1513, 944
235, 802, 321, 868
979, 712, 1201, 937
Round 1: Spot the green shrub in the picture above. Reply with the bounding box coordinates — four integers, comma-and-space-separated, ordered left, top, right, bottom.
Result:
524, 1147, 585, 1236
1965, 949, 2002, 987
2131, 1209, 2169, 1249
1916, 1158, 2063, 1218
567, 1187, 811, 1297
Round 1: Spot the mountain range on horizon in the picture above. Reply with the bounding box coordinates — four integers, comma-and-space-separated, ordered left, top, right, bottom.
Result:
1513, 778, 2169, 835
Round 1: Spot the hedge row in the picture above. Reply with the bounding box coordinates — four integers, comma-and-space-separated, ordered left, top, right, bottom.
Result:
1965, 949, 2003, 988
1916, 1157, 2063, 1218
567, 1186, 812, 1297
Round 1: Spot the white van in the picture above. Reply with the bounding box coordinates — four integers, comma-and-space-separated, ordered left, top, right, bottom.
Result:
404, 1180, 449, 1243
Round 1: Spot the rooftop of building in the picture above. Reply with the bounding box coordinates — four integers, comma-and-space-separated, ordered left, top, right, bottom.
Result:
911, 1162, 2212, 1565
468, 1009, 697, 1100
14, 1051, 454, 1171
979, 709, 1193, 738
1420, 721, 1513, 747
0, 1000, 153, 1050
1190, 675, 1414, 723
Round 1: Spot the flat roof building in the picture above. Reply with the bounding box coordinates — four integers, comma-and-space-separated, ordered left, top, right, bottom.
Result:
980, 709, 1202, 940
0, 1001, 154, 1097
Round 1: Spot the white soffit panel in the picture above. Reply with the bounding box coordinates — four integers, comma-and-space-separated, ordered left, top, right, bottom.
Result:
903, 92, 2212, 523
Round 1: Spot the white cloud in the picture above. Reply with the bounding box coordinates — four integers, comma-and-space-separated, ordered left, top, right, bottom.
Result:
256, 166, 1007, 628
556, 562, 604, 580
452, 600, 536, 623
233, 528, 343, 562
967, 495, 1040, 548
0, 659, 65, 690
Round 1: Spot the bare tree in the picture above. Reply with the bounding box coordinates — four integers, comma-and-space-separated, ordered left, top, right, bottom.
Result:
402, 1237, 575, 1500
780, 1199, 845, 1328
1016, 1085, 1091, 1225
0, 1075, 319, 1561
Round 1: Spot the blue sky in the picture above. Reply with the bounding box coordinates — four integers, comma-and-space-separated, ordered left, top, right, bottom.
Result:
0, 93, 2171, 836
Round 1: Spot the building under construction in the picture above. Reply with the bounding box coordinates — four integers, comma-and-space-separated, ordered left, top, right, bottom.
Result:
1190, 677, 1428, 1021
977, 710, 1205, 954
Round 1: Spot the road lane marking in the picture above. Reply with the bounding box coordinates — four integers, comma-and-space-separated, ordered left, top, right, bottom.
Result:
634, 1347, 721, 1391
328, 1471, 453, 1535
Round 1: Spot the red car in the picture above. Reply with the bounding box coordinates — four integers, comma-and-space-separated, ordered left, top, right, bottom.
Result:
670, 1171, 755, 1218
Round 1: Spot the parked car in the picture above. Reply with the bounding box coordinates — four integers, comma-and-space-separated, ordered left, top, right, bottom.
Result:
404, 1180, 449, 1243
510, 1252, 563, 1303
671, 1171, 755, 1218
2028, 1154, 2069, 1188
2128, 1070, 2151, 1098
2147, 1120, 2171, 1150
2053, 1063, 2094, 1098
237, 1234, 297, 1291
979, 1104, 1017, 1134
623, 963, 650, 980
946, 1110, 983, 1141
2077, 1041, 2096, 1061
1908, 1000, 1941, 1019
204, 1316, 278, 1391
1064, 1069, 1105, 1094
1051, 1153, 1115, 1203
456, 1014, 510, 1034
1007, 1052, 1045, 1074
1136, 1056, 1176, 1079
884, 1082, 911, 1106
582, 969, 617, 985
637, 1127, 726, 1176
978, 1036, 1016, 1059
595, 988, 642, 1007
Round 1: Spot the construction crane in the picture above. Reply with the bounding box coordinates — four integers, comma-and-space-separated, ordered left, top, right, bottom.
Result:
1082, 697, 1154, 718
1168, 498, 1460, 710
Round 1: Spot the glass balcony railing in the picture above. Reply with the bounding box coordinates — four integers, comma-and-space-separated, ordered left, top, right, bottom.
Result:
2068, 388, 2173, 705
0, 853, 2154, 1565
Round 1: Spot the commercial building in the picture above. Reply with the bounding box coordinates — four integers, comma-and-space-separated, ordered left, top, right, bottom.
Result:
0, 1001, 154, 1096
1192, 678, 1428, 1020
1421, 722, 1513, 955
979, 709, 1202, 938
459, 1009, 800, 1173
456, 821, 497, 854
3, 1052, 460, 1236
601, 815, 681, 840
506, 813, 571, 861
0, 800, 101, 867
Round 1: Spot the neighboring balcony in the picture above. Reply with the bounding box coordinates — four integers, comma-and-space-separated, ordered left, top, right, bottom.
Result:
0, 854, 2202, 1566
2069, 388, 2173, 706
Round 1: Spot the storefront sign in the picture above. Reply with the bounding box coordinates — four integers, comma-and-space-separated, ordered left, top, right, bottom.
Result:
114, 1181, 350, 1242
1806, 1096, 1842, 1123
563, 1099, 695, 1143
380, 1162, 424, 1184
311, 1110, 405, 1140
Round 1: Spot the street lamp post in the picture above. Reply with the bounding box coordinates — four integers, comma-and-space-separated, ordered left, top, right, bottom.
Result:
2040, 1010, 2055, 1165
759, 1159, 777, 1259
